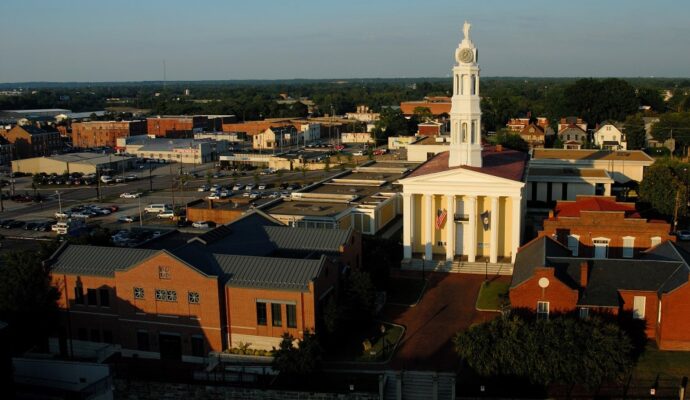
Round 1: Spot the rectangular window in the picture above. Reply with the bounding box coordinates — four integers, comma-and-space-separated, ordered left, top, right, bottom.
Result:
188, 291, 200, 304
99, 289, 110, 307
286, 304, 297, 328
134, 287, 145, 299
74, 286, 84, 305
271, 303, 282, 327
155, 289, 177, 302
622, 237, 635, 258
87, 289, 98, 306
137, 331, 149, 351
537, 301, 549, 320
650, 236, 662, 247
256, 302, 267, 326
567, 235, 579, 256
191, 335, 204, 357
633, 296, 646, 319
579, 307, 589, 319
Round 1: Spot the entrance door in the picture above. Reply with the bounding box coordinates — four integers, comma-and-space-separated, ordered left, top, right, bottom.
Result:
455, 222, 465, 256
159, 333, 182, 361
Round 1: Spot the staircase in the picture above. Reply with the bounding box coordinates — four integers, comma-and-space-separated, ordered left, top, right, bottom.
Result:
382, 370, 456, 400
401, 258, 513, 276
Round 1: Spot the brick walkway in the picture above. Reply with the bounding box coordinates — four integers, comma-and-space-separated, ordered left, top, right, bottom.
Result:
382, 271, 510, 371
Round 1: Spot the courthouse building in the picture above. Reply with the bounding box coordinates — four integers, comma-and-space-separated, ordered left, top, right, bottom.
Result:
399, 22, 527, 267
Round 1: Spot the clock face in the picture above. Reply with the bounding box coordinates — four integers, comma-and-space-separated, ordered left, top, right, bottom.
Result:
459, 48, 474, 63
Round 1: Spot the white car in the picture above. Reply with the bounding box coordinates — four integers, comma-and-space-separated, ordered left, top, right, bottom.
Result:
232, 183, 244, 191
197, 185, 210, 192
55, 211, 71, 219
120, 192, 141, 199
352, 150, 364, 156
207, 193, 221, 200
249, 191, 260, 199
258, 184, 267, 190
192, 221, 211, 229
157, 210, 175, 219
245, 183, 255, 191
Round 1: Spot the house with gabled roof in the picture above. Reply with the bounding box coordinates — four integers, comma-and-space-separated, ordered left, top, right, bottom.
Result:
47, 211, 360, 361
510, 236, 690, 350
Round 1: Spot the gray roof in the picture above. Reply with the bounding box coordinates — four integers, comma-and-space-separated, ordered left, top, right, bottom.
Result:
512, 237, 690, 307
263, 226, 351, 253
50, 245, 158, 277
215, 254, 325, 291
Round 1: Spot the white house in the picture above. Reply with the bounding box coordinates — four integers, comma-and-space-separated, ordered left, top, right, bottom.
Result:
594, 122, 626, 150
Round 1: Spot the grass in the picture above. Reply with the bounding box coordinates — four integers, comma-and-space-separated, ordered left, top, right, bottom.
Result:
475, 280, 510, 311
356, 323, 404, 362
387, 276, 426, 306
632, 342, 690, 379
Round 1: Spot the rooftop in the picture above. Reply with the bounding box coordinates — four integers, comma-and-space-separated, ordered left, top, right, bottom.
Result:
532, 148, 654, 163
527, 167, 610, 179
406, 146, 528, 182
552, 196, 640, 218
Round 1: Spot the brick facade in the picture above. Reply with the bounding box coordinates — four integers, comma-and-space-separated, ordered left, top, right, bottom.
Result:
71, 120, 146, 148
2, 125, 62, 158
147, 116, 207, 138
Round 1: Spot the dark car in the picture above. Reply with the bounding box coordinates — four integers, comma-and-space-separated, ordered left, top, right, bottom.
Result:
1, 219, 16, 228
37, 222, 55, 232
6, 220, 25, 229
24, 222, 39, 230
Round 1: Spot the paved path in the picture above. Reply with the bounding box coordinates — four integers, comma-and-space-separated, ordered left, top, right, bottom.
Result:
381, 271, 510, 371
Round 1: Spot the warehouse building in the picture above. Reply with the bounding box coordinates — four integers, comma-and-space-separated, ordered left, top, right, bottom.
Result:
11, 152, 135, 175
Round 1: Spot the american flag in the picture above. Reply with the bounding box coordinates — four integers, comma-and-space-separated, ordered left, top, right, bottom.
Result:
435, 208, 448, 230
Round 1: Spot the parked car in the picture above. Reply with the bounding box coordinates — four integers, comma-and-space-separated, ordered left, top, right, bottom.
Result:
192, 221, 212, 229
144, 204, 168, 213
232, 183, 244, 191
125, 175, 138, 181
258, 183, 267, 190
352, 150, 364, 156
157, 210, 175, 219
24, 221, 40, 230
120, 192, 141, 199
198, 185, 210, 192
249, 191, 260, 199
207, 193, 221, 200
117, 215, 136, 223
55, 211, 71, 219
114, 176, 126, 183
245, 183, 255, 191
100, 175, 114, 184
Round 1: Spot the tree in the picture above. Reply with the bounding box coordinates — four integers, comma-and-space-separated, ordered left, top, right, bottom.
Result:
650, 112, 690, 154
373, 108, 411, 138
343, 270, 376, 328
412, 106, 433, 123
563, 78, 638, 126
637, 87, 665, 112
454, 314, 634, 387
638, 158, 689, 220
496, 132, 529, 152
622, 114, 647, 150
0, 247, 60, 353
272, 331, 322, 378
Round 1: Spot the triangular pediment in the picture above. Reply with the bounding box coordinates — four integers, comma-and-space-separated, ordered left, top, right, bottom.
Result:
400, 166, 522, 187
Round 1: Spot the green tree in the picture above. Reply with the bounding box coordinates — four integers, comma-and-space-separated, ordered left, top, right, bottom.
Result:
563, 78, 638, 126
373, 108, 411, 138
412, 106, 433, 123
638, 158, 688, 219
0, 247, 60, 353
343, 270, 376, 327
650, 112, 690, 154
454, 314, 634, 387
272, 331, 322, 377
622, 114, 647, 150
637, 87, 665, 112
496, 132, 529, 152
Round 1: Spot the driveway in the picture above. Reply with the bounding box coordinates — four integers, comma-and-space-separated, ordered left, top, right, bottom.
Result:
382, 271, 510, 371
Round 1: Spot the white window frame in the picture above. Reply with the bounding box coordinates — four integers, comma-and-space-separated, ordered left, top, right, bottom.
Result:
633, 295, 646, 319
657, 300, 662, 324
537, 301, 550, 320
579, 307, 589, 319
622, 236, 635, 258
592, 237, 610, 259
567, 234, 580, 256
650, 236, 662, 248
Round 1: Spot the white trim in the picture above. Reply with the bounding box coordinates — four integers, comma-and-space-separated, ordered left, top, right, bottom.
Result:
567, 234, 580, 256
230, 325, 258, 330
633, 296, 646, 319
622, 236, 635, 258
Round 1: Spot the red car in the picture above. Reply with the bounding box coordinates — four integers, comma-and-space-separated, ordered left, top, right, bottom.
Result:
107, 205, 120, 212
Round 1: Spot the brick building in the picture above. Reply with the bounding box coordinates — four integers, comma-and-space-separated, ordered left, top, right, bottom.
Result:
510, 236, 690, 350
539, 196, 673, 259
48, 211, 361, 360
1, 125, 62, 159
400, 97, 452, 118
185, 198, 252, 225
518, 123, 546, 149
146, 116, 208, 138
71, 120, 146, 148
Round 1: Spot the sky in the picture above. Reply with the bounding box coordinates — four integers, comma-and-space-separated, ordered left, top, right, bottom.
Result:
1, 0, 689, 82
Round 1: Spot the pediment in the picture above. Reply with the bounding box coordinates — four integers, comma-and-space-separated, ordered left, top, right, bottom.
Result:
400, 166, 522, 187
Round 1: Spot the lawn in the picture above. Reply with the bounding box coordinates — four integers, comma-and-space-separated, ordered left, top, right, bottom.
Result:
632, 342, 690, 379
387, 276, 426, 306
475, 279, 510, 311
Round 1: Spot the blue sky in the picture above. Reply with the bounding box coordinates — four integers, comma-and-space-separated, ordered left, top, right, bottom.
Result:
1, 0, 689, 82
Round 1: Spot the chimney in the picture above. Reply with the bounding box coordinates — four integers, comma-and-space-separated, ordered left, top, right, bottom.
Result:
495, 144, 503, 152
548, 210, 554, 218
580, 261, 589, 287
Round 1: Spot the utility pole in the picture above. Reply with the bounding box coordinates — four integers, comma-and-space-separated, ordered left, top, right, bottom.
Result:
169, 163, 175, 211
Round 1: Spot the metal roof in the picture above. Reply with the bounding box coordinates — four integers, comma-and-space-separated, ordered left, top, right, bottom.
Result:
264, 226, 350, 252
50, 245, 158, 277
214, 254, 325, 291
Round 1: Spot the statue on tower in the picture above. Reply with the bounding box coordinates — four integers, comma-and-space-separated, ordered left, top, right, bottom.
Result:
462, 21, 471, 41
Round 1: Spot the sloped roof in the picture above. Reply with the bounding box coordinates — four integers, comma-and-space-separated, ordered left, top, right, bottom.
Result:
214, 254, 325, 291
406, 147, 527, 182
50, 245, 158, 277
553, 197, 640, 218
511, 236, 573, 288
519, 123, 545, 137
532, 148, 654, 162
264, 226, 350, 253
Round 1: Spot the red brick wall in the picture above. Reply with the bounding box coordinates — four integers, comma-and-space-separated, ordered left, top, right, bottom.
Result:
147, 117, 206, 138
509, 267, 579, 312
541, 211, 673, 258
71, 121, 146, 148
619, 290, 659, 339
418, 125, 440, 136
186, 206, 245, 225
658, 282, 690, 350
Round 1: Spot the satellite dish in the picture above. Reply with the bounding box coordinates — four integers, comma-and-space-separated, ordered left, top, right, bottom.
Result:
538, 277, 550, 288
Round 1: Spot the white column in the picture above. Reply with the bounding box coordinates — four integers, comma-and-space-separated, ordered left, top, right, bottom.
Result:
511, 196, 521, 263
604, 183, 611, 196
403, 193, 413, 259
446, 194, 455, 262
467, 196, 477, 262
490, 196, 500, 264
424, 194, 433, 261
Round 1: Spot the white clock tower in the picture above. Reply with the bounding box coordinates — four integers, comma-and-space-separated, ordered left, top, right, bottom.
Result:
448, 21, 482, 168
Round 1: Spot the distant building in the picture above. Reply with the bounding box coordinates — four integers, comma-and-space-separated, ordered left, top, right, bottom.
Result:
506, 117, 550, 132
11, 152, 135, 175
388, 135, 422, 150
117, 136, 228, 164
1, 125, 62, 159
345, 105, 380, 123
400, 97, 452, 118
341, 132, 374, 144
594, 122, 626, 150
194, 131, 247, 143
557, 126, 588, 149
530, 148, 654, 183
146, 116, 208, 138
417, 121, 445, 136
0, 136, 13, 166
71, 120, 147, 149
557, 117, 587, 133
518, 123, 546, 149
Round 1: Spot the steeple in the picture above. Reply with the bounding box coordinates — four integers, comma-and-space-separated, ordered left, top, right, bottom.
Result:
448, 21, 482, 168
